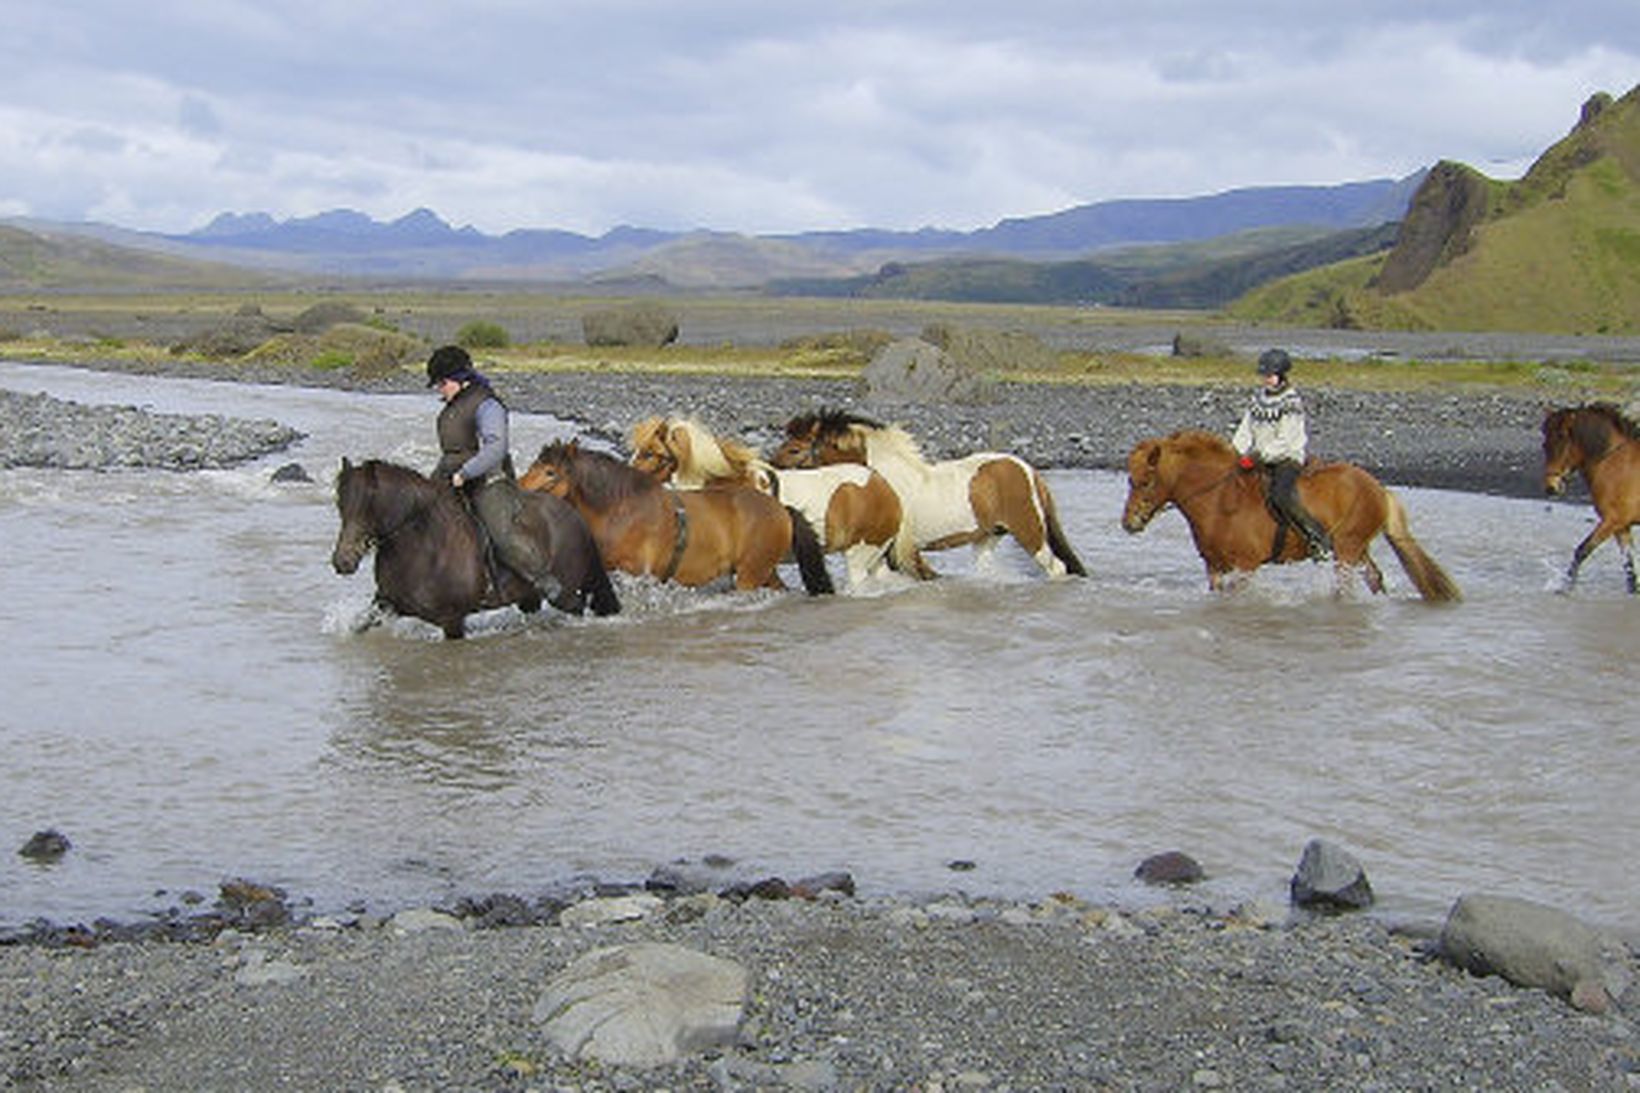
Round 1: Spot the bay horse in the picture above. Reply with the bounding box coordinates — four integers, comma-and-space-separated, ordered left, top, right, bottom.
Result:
331, 458, 619, 639
629, 415, 915, 587
772, 409, 1087, 580
1120, 430, 1460, 602
519, 440, 833, 595
1542, 402, 1639, 593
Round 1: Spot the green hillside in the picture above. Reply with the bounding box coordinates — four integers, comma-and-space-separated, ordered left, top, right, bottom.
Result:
1232, 85, 1640, 334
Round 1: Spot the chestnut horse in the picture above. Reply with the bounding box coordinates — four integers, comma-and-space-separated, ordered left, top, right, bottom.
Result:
772, 409, 1087, 580
1542, 402, 1639, 593
520, 440, 833, 595
331, 458, 619, 639
629, 415, 915, 587
1120, 430, 1459, 601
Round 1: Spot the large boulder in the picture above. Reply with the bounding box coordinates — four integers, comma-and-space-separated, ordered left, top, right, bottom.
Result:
922, 323, 1059, 374
864, 337, 993, 404
1440, 893, 1633, 1013
533, 942, 749, 1067
581, 301, 680, 348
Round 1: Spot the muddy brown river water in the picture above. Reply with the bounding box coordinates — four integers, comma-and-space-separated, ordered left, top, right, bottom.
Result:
2, 362, 1635, 931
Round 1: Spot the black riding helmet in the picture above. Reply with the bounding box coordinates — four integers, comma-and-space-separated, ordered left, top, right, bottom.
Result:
1256, 348, 1291, 378
426, 344, 474, 387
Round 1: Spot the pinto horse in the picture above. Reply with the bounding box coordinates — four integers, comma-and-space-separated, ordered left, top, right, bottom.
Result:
331, 458, 618, 639
1120, 430, 1460, 601
1542, 402, 1639, 593
772, 409, 1086, 579
629, 415, 914, 587
520, 440, 833, 595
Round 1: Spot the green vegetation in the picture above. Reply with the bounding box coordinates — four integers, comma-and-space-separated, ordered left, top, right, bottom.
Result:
455, 319, 510, 348
1234, 84, 1640, 334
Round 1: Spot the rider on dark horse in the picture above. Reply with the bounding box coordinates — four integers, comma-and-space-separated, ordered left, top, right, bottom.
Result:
427, 344, 563, 599
1232, 349, 1335, 563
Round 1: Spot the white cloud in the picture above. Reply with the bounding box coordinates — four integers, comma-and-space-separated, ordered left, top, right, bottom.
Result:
0, 2, 1635, 234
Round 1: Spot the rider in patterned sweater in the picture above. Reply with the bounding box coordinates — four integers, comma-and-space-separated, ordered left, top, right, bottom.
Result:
1231, 349, 1335, 563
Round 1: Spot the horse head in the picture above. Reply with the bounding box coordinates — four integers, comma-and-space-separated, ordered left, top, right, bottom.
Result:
520, 440, 578, 498
772, 409, 878, 468
1542, 404, 1633, 496
1121, 439, 1168, 533
628, 418, 679, 483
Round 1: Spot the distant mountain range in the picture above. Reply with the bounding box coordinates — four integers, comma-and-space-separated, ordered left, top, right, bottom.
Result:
2, 175, 1423, 295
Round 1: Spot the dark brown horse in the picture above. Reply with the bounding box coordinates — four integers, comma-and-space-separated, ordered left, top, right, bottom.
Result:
1121, 430, 1460, 601
772, 409, 1086, 579
331, 458, 619, 639
1543, 403, 1639, 593
519, 440, 834, 595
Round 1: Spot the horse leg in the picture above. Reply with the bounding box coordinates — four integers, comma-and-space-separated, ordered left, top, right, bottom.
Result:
842, 541, 885, 587
1360, 550, 1385, 595
1563, 522, 1614, 591
1619, 528, 1636, 594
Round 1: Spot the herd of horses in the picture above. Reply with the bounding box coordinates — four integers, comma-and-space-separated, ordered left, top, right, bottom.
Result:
331, 401, 1639, 638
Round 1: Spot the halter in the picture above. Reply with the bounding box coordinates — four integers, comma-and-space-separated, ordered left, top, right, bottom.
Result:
658, 488, 691, 582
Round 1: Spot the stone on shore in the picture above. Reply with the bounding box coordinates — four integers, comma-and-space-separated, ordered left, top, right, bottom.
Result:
864, 337, 994, 404
1438, 892, 1633, 1013
1289, 838, 1374, 910
533, 942, 750, 1067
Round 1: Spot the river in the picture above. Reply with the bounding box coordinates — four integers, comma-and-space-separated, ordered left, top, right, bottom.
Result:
1, 361, 1635, 932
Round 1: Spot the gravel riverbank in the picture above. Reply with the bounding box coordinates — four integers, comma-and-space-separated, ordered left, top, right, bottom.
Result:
0, 354, 1581, 497
5, 891, 1637, 1090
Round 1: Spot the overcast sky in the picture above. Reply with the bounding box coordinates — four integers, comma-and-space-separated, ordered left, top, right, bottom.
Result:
3, 3, 1635, 237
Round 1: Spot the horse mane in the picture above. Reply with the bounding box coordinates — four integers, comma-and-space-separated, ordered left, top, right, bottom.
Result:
535, 440, 653, 504
1551, 402, 1640, 441
672, 418, 762, 483
791, 407, 921, 463
1161, 429, 1236, 461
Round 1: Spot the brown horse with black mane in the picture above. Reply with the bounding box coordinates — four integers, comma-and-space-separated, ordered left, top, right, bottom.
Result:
520, 440, 833, 595
331, 458, 619, 639
1543, 402, 1639, 593
1121, 430, 1460, 601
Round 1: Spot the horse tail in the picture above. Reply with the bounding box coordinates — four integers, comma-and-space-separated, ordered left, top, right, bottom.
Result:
786, 504, 835, 595
1381, 491, 1461, 603
1033, 471, 1088, 577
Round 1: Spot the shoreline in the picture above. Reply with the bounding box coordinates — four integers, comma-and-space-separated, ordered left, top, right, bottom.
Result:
0, 353, 1579, 499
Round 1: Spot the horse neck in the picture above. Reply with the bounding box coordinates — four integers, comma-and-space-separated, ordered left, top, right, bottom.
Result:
1159, 444, 1238, 515
861, 428, 928, 478
569, 452, 659, 512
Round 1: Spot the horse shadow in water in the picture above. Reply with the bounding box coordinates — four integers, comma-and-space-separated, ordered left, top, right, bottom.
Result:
330, 457, 619, 640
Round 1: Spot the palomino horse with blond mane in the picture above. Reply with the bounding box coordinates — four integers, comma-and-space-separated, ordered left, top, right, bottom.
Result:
629, 416, 914, 587
772, 409, 1087, 579
1542, 402, 1639, 593
520, 439, 833, 595
1121, 429, 1459, 601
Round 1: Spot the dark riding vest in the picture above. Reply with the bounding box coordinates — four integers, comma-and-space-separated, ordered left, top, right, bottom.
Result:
434, 383, 515, 485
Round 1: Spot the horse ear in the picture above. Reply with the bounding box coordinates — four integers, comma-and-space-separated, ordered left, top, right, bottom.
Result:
341, 456, 352, 472
1146, 445, 1160, 467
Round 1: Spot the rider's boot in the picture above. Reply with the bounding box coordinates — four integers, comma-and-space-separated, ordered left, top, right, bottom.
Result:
1292, 509, 1335, 563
